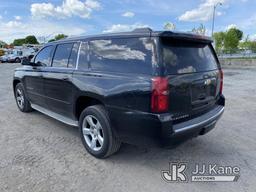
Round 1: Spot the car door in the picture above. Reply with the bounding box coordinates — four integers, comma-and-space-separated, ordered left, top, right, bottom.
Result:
42, 42, 80, 119
23, 45, 54, 108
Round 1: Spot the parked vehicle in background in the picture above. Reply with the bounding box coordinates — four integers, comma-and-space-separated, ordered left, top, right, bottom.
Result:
13, 28, 225, 158
0, 47, 37, 63
0, 49, 11, 63
5, 49, 23, 63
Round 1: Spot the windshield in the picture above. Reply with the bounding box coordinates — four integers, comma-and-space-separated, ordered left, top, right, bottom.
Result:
161, 38, 218, 75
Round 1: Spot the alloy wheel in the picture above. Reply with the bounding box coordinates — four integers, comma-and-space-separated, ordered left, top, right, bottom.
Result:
16, 88, 24, 109
82, 115, 104, 151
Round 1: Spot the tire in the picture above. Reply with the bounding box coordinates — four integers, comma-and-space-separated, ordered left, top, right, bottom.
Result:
15, 83, 33, 112
79, 105, 121, 158
15, 58, 21, 63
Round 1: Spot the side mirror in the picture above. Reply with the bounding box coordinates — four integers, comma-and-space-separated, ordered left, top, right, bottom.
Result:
21, 58, 32, 66
21, 58, 40, 66
28, 55, 34, 61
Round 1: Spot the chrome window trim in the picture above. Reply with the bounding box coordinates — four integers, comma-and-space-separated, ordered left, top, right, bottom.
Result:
75, 41, 82, 70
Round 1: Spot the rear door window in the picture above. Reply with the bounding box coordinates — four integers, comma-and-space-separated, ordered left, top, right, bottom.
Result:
89, 38, 155, 74
161, 38, 218, 74
52, 43, 74, 68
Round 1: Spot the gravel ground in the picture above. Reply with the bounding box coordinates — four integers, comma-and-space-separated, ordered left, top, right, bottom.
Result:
0, 63, 255, 192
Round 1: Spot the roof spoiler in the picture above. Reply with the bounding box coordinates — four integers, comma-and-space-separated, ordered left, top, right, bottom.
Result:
160, 31, 213, 43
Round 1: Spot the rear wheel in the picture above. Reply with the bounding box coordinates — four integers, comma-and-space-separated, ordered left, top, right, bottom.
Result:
79, 105, 121, 158
15, 83, 33, 112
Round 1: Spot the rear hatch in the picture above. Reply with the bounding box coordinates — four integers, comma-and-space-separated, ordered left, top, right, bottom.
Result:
160, 36, 222, 123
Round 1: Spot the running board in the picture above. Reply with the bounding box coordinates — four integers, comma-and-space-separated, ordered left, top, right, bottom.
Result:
31, 104, 78, 127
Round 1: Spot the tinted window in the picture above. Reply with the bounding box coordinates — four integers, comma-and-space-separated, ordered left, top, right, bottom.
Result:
162, 38, 218, 74
52, 43, 74, 68
68, 42, 80, 68
35, 46, 53, 66
78, 42, 89, 71
89, 38, 155, 74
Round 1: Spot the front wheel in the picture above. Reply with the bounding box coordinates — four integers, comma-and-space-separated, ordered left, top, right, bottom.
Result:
79, 105, 121, 158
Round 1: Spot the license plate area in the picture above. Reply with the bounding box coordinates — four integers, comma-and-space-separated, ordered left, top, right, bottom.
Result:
191, 78, 216, 104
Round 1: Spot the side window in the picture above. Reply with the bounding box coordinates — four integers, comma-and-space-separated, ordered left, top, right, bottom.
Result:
78, 42, 89, 71
34, 46, 53, 66
52, 43, 74, 68
89, 38, 154, 74
17, 51, 22, 56
68, 42, 80, 68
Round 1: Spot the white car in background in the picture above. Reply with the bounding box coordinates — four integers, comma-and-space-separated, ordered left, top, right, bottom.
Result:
0, 48, 36, 63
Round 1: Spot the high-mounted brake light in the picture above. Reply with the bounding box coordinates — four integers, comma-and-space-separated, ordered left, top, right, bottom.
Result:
151, 77, 169, 113
219, 70, 223, 95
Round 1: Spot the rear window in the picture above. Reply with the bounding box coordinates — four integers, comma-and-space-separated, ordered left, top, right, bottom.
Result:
89, 38, 155, 74
161, 38, 218, 74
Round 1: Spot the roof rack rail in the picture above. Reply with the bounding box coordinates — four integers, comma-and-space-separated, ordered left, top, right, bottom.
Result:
132, 27, 153, 33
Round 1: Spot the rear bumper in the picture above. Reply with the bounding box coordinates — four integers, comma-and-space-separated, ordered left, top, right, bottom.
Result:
161, 105, 224, 147
108, 95, 225, 147
173, 106, 224, 134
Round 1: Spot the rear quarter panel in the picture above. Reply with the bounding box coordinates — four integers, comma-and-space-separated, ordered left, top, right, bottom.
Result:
72, 71, 158, 143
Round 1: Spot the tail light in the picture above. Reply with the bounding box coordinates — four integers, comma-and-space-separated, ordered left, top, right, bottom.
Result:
219, 69, 223, 95
151, 77, 169, 113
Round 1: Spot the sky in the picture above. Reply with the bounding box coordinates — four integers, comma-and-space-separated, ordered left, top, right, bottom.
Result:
0, 0, 256, 43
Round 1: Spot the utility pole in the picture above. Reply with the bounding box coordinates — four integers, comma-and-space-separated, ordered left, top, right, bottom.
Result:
211, 2, 222, 37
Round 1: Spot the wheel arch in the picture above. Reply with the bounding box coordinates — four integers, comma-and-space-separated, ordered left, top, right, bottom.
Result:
13, 78, 21, 91
74, 95, 105, 120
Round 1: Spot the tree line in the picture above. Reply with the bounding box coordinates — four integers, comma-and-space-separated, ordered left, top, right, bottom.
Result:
214, 28, 256, 54
0, 34, 68, 46
164, 22, 256, 54
1, 27, 256, 54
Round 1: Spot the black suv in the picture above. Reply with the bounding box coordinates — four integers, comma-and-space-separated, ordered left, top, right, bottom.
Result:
13, 28, 225, 158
